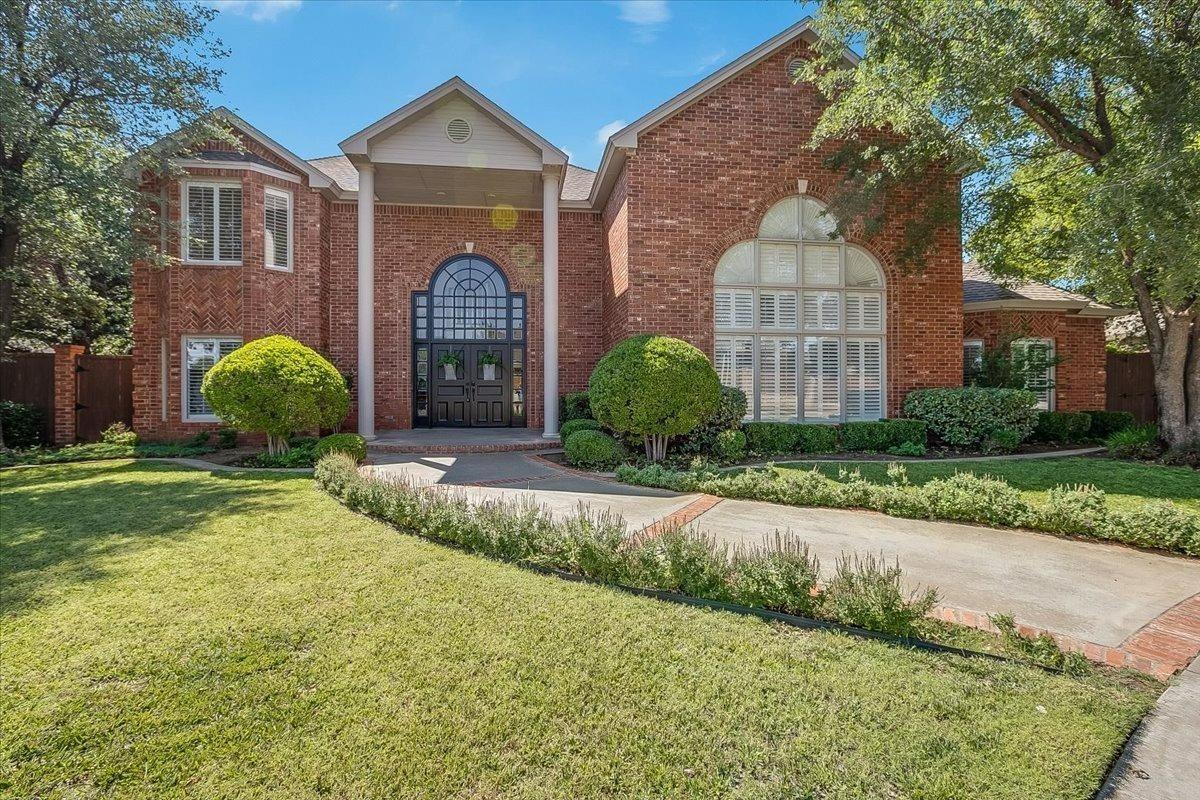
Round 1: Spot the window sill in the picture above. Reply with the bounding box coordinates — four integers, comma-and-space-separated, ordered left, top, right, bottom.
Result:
182, 416, 220, 424
265, 264, 293, 273
181, 261, 243, 268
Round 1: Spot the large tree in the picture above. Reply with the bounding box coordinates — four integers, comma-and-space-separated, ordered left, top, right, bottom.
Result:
798, 0, 1200, 446
0, 0, 227, 443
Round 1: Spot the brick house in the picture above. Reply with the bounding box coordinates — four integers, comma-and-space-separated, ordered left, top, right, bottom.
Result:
132, 20, 1118, 442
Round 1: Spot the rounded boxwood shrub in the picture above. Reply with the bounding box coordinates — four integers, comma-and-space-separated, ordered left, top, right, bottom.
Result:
315, 433, 367, 463
677, 386, 749, 456
1085, 410, 1135, 440
1032, 411, 1092, 444
202, 335, 349, 455
713, 428, 747, 461
564, 429, 627, 469
559, 418, 602, 440
588, 335, 720, 461
903, 387, 1038, 449
559, 391, 592, 422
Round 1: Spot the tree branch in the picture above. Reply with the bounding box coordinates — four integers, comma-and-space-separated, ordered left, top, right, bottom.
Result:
1128, 257, 1165, 365
1011, 86, 1108, 163
1091, 69, 1115, 152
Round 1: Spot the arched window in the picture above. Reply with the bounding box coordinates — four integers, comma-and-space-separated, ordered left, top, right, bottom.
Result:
714, 196, 886, 423
414, 256, 524, 342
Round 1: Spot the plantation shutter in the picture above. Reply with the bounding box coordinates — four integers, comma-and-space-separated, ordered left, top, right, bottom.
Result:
845, 292, 883, 331
962, 340, 984, 383
803, 291, 841, 330
714, 288, 754, 329
845, 338, 884, 421
758, 290, 798, 330
185, 338, 241, 419
217, 187, 243, 262
758, 337, 799, 421
803, 336, 841, 420
264, 190, 290, 269
1014, 339, 1054, 410
758, 243, 798, 284
186, 185, 215, 261
802, 244, 840, 285
714, 336, 755, 419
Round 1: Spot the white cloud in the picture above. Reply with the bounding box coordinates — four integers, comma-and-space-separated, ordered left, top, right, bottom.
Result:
595, 120, 627, 146
210, 1, 301, 22
664, 48, 726, 77
616, 0, 669, 25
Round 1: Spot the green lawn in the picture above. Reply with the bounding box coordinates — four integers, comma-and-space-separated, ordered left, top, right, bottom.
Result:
778, 456, 1200, 513
1, 462, 1158, 799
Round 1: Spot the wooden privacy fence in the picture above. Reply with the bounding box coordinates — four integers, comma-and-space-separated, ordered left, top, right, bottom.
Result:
0, 352, 55, 443
1106, 352, 1157, 423
1, 347, 132, 445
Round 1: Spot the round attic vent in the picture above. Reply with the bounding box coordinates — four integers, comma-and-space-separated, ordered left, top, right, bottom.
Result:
446, 118, 472, 143
786, 57, 804, 81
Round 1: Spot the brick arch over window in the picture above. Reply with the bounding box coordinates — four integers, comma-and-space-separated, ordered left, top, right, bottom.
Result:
712, 194, 888, 423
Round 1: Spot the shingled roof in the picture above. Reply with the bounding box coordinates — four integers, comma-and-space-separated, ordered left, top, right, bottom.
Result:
962, 262, 1122, 316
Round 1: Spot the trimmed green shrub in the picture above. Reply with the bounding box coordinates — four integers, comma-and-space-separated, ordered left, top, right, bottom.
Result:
588, 335, 720, 461
730, 534, 820, 616
101, 422, 138, 446
743, 422, 838, 455
841, 419, 928, 452
903, 387, 1038, 449
201, 335, 349, 455
216, 428, 239, 449
564, 430, 627, 468
559, 418, 602, 440
560, 391, 592, 423
0, 400, 45, 449
314, 433, 367, 463
819, 553, 938, 637
1038, 485, 1108, 536
677, 386, 749, 456
713, 429, 747, 461
1105, 503, 1200, 555
924, 472, 1031, 527
1106, 424, 1160, 460
795, 425, 840, 454
1085, 410, 1136, 440
982, 427, 1023, 454
886, 441, 926, 457
1032, 411, 1092, 444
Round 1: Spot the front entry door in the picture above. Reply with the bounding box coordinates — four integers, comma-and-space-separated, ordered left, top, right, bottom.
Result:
430, 343, 510, 427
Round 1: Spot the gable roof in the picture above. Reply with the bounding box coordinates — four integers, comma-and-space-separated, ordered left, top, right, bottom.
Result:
962, 262, 1123, 316
338, 77, 567, 166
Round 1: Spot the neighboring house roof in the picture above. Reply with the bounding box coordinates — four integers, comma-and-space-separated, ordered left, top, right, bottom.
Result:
962, 262, 1123, 316
306, 154, 594, 202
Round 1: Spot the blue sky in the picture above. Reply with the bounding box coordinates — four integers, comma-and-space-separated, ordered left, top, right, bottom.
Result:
206, 1, 817, 169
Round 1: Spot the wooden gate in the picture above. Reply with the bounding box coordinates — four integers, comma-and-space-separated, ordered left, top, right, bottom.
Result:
75, 354, 133, 442
1106, 352, 1157, 423
0, 352, 55, 443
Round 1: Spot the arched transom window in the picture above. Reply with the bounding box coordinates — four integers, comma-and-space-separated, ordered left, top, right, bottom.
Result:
714, 195, 886, 423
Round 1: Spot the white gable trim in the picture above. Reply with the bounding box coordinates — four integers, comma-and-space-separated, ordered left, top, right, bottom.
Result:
212, 108, 336, 190
339, 77, 567, 166
174, 158, 301, 184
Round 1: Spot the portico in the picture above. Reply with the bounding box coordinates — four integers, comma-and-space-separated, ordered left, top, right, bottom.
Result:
338, 77, 566, 439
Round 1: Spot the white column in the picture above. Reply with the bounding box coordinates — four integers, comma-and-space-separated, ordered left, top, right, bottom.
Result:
541, 169, 560, 437
356, 164, 376, 440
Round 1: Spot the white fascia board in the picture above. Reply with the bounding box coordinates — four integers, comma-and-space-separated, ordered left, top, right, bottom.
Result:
173, 159, 301, 183
964, 299, 1087, 313
338, 77, 567, 166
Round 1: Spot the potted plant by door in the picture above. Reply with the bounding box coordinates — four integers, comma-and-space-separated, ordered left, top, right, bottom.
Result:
479, 352, 500, 381
437, 352, 462, 380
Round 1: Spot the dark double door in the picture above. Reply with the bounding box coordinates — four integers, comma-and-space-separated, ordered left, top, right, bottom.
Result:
430, 343, 510, 427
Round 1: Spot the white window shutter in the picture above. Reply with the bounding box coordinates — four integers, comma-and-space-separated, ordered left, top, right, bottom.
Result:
845, 292, 883, 331
845, 338, 884, 421
804, 336, 841, 420
217, 187, 243, 262
714, 336, 755, 419
715, 288, 754, 329
758, 197, 800, 239
715, 240, 754, 284
759, 290, 798, 330
803, 291, 840, 330
802, 244, 840, 285
264, 190, 290, 269
759, 337, 798, 421
759, 243, 798, 284
186, 185, 215, 261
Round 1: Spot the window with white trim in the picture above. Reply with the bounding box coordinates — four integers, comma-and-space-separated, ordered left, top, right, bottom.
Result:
183, 182, 242, 264
714, 196, 886, 423
1012, 337, 1055, 410
183, 337, 241, 421
264, 187, 292, 270
963, 338, 984, 383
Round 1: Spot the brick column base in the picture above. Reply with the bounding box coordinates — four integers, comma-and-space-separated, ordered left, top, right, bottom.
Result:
52, 345, 86, 446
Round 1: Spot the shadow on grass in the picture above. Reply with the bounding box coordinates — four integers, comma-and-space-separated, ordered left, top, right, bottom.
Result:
0, 461, 302, 615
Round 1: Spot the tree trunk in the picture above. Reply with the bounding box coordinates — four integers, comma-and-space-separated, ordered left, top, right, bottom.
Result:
643, 433, 670, 462
266, 434, 291, 456
1149, 312, 1198, 448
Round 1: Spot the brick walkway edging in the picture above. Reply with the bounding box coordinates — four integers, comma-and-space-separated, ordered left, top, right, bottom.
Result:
931, 594, 1200, 680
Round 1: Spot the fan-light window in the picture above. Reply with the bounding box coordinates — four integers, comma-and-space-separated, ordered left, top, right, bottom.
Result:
713, 195, 886, 422
446, 118, 472, 143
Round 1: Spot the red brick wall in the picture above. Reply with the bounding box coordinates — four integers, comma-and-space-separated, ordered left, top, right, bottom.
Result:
131, 130, 333, 440
615, 44, 964, 414
602, 163, 631, 352
964, 310, 1107, 410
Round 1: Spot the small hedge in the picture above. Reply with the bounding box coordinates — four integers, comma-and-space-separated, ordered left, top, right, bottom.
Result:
677, 386, 748, 457
1086, 410, 1136, 440
616, 462, 1200, 557
1032, 411, 1092, 444
744, 422, 839, 455
560, 391, 592, 423
841, 420, 927, 452
559, 418, 602, 440
314, 433, 367, 463
0, 400, 45, 449
565, 430, 627, 468
903, 387, 1038, 449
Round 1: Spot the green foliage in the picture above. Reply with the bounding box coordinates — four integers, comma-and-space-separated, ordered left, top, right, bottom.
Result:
713, 429, 747, 462
841, 419, 928, 452
559, 418, 602, 440
559, 391, 592, 422
743, 422, 839, 455
629, 526, 731, 601
990, 614, 1092, 676
676, 386, 749, 456
904, 387, 1038, 449
1033, 412, 1092, 444
0, 400, 45, 449
100, 421, 138, 446
1106, 503, 1200, 555
216, 428, 239, 449
564, 430, 627, 469
924, 473, 1032, 527
1106, 424, 1161, 460
588, 335, 720, 459
819, 554, 938, 637
1038, 486, 1109, 537
436, 352, 462, 368
0, 439, 212, 467
968, 336, 1063, 392
201, 336, 349, 452
1085, 411, 1136, 440
729, 534, 820, 617
982, 427, 1024, 455
887, 441, 926, 457
314, 433, 367, 464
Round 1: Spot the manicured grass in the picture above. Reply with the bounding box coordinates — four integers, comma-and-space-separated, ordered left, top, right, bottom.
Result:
1, 462, 1158, 799
778, 456, 1200, 513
